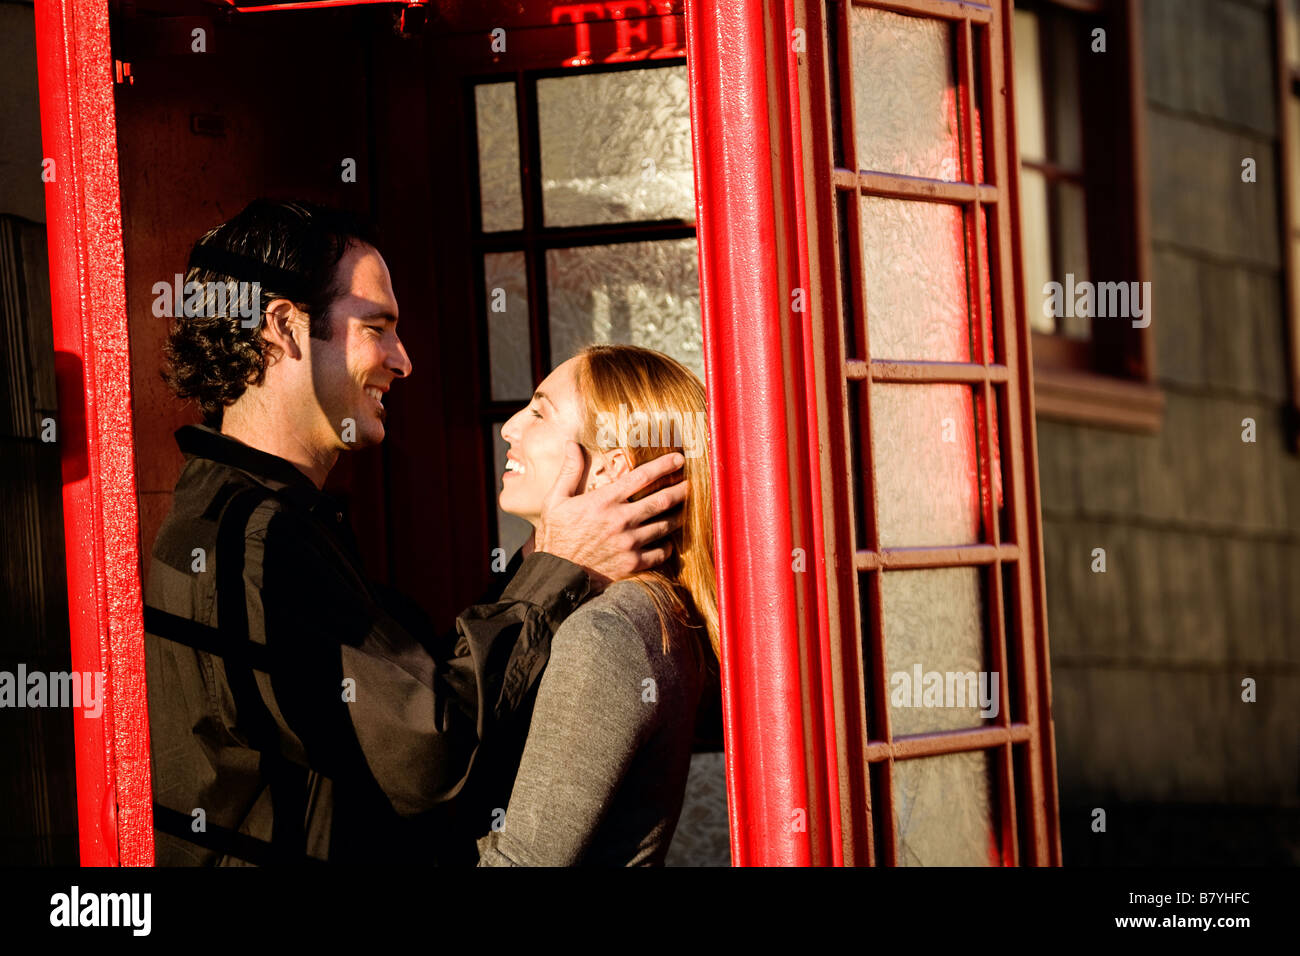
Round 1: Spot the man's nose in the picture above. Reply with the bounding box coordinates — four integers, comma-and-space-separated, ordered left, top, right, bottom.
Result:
390, 334, 413, 378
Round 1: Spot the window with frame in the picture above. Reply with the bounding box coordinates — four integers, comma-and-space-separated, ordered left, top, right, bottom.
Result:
468, 58, 702, 556
1011, 0, 1163, 430
1277, 0, 1300, 450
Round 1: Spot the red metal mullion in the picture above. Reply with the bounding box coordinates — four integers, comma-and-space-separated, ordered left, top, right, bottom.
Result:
962, 15, 1016, 866
686, 0, 825, 867
991, 0, 1060, 865
808, 0, 873, 867
784, 0, 841, 868
836, 0, 896, 868
858, 0, 994, 25
871, 723, 1031, 760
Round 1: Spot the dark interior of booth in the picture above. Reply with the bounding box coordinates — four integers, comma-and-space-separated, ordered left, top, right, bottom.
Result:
117, 2, 480, 627
104, 0, 729, 866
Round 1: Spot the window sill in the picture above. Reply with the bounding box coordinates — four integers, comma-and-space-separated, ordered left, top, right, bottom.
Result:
1031, 364, 1165, 432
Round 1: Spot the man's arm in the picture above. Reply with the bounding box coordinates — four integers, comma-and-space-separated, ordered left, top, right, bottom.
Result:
246, 503, 589, 816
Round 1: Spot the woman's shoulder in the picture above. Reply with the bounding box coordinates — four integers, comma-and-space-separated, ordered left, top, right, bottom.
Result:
552, 579, 698, 675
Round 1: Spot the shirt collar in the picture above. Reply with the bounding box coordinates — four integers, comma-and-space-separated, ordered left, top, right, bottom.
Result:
174, 424, 341, 517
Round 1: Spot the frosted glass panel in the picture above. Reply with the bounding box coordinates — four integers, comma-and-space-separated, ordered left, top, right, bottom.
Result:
492, 423, 535, 558
475, 83, 522, 232
862, 196, 971, 362
546, 238, 704, 380
871, 384, 980, 547
894, 750, 997, 866
537, 66, 695, 227
850, 6, 961, 179
882, 567, 991, 735
484, 252, 532, 401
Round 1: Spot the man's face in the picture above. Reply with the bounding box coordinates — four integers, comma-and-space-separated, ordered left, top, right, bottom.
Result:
309, 242, 412, 449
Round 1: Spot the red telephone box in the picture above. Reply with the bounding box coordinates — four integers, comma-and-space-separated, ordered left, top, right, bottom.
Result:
35, 0, 1061, 866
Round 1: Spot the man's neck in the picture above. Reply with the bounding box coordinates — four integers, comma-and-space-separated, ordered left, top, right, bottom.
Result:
220, 404, 338, 490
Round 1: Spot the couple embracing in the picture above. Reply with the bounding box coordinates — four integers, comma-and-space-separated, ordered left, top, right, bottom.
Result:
144, 199, 718, 867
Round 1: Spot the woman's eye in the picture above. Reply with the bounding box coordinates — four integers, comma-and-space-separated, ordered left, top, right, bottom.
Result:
530, 408, 543, 420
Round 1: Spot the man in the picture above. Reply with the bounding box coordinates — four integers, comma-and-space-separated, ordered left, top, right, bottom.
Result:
144, 200, 687, 865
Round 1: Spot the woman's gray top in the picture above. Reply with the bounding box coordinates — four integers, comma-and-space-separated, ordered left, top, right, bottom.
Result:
477, 578, 705, 866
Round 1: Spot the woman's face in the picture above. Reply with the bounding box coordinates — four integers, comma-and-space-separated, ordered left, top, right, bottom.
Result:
499, 356, 592, 526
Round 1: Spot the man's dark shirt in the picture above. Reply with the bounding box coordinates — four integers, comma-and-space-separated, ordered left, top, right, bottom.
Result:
143, 425, 589, 865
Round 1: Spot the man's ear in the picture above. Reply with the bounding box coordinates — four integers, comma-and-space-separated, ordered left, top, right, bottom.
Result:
261, 298, 304, 363
584, 448, 633, 491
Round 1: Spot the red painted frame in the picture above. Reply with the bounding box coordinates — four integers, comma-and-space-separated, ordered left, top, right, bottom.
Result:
686, 0, 837, 866
35, 0, 856, 867
34, 0, 154, 866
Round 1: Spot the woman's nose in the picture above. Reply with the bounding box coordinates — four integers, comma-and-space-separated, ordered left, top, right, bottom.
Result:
500, 413, 518, 444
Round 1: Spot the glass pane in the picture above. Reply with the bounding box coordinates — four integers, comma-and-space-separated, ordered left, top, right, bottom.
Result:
881, 567, 991, 735
1019, 169, 1054, 334
1290, 97, 1300, 226
870, 384, 981, 547
491, 423, 535, 559
894, 750, 998, 866
483, 252, 532, 401
1054, 181, 1091, 340
850, 6, 961, 179
1288, 0, 1300, 68
537, 66, 695, 228
862, 196, 971, 362
475, 83, 523, 232
1012, 9, 1046, 163
826, 0, 845, 168
1046, 12, 1083, 171
1290, 240, 1300, 348
836, 192, 859, 359
546, 238, 704, 380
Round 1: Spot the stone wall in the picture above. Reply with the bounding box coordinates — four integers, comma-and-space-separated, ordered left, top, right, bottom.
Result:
1041, 0, 1300, 864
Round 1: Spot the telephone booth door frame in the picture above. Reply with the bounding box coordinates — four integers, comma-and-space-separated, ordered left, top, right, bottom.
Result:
34, 0, 1060, 866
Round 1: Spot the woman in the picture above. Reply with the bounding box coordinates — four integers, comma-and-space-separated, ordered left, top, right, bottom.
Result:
477, 344, 719, 866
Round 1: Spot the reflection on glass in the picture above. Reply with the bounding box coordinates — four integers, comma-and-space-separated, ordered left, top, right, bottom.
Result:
1020, 169, 1054, 334
871, 384, 980, 547
538, 66, 695, 227
850, 6, 961, 179
546, 238, 703, 381
484, 252, 532, 401
1013, 10, 1045, 162
882, 567, 990, 735
492, 423, 535, 558
862, 197, 971, 362
894, 750, 998, 866
475, 83, 523, 232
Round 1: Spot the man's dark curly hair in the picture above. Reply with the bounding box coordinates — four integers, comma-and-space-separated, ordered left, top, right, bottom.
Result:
162, 199, 379, 426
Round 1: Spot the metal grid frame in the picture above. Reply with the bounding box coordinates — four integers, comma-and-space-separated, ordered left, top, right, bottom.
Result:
805, 0, 1061, 865
462, 54, 696, 552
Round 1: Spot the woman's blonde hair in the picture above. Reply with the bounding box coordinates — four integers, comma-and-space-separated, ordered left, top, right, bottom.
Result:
574, 345, 719, 666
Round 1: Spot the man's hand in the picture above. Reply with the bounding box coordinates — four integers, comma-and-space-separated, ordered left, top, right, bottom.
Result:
534, 441, 688, 588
